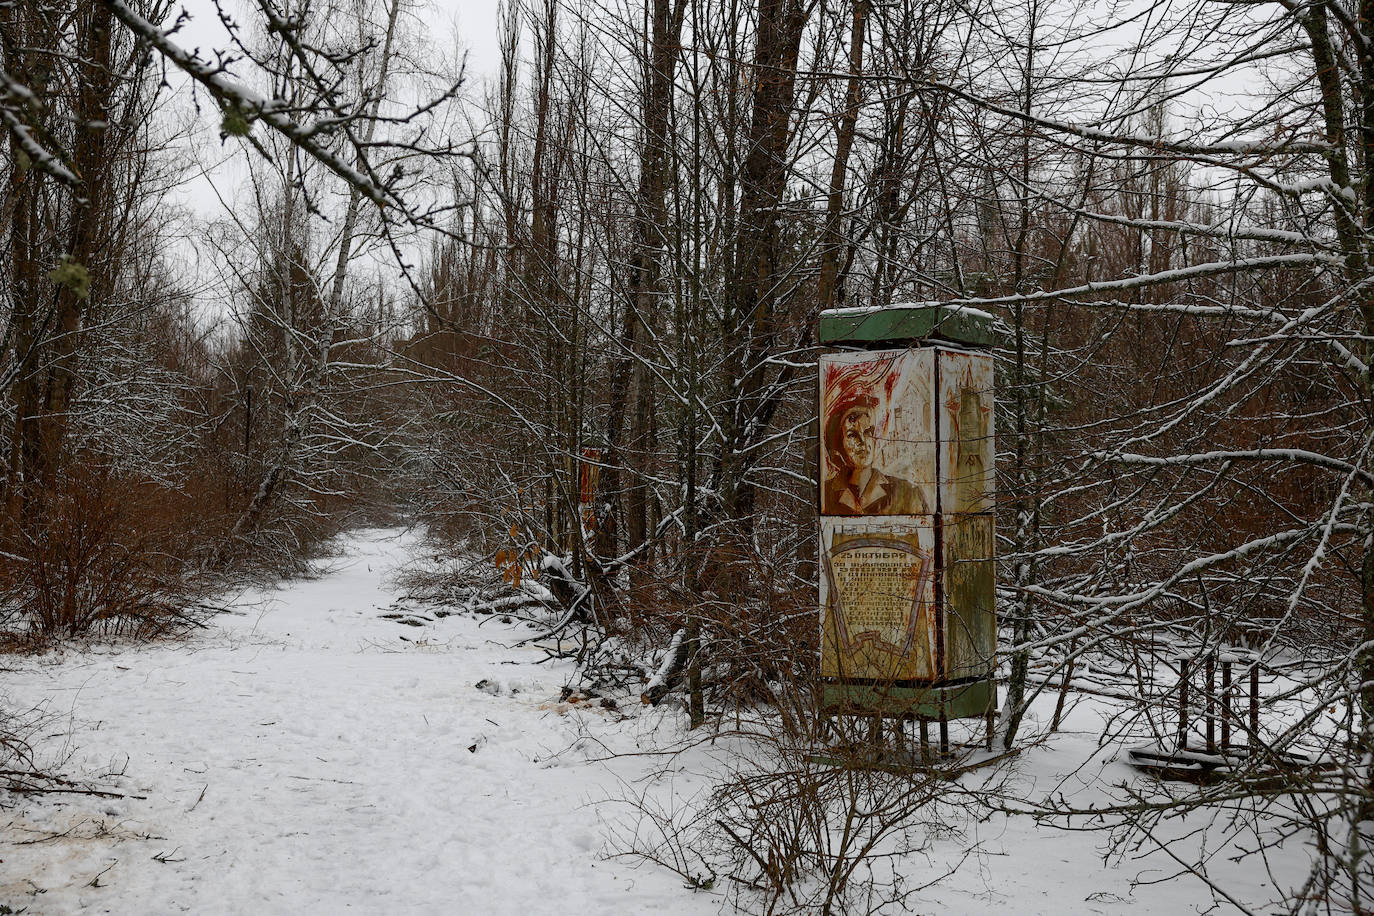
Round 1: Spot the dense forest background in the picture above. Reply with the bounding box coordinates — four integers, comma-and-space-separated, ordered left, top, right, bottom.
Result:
2, 0, 1372, 909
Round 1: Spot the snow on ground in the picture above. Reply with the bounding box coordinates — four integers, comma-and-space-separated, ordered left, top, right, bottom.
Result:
0, 529, 716, 915
0, 528, 1311, 914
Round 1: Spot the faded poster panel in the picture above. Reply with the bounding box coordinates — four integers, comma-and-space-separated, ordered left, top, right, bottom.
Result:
578, 447, 601, 531
820, 517, 937, 681
578, 447, 601, 507
938, 349, 995, 514
943, 514, 996, 680
819, 349, 935, 516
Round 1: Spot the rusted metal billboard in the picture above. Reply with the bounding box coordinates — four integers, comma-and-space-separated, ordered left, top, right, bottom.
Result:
818, 309, 996, 719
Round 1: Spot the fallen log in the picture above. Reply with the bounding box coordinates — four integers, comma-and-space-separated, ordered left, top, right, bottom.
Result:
641, 627, 687, 705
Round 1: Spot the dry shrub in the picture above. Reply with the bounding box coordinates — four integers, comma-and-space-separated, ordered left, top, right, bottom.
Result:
696, 542, 818, 707
611, 685, 975, 915
610, 534, 990, 913
0, 460, 222, 640
627, 538, 818, 710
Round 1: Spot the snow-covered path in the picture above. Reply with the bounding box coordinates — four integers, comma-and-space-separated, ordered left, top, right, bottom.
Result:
2, 528, 1314, 914
1, 529, 716, 914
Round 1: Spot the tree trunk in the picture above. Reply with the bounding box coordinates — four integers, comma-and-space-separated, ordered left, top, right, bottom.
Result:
718, 0, 809, 540
816, 0, 868, 314
602, 0, 687, 607
9, 1, 114, 526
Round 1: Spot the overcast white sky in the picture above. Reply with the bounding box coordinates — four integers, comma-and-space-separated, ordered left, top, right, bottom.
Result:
167, 0, 503, 80
161, 0, 502, 212
151, 0, 1272, 317
155, 0, 503, 310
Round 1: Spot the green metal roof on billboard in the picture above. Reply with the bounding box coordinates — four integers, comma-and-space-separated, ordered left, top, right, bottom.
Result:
819, 302, 997, 347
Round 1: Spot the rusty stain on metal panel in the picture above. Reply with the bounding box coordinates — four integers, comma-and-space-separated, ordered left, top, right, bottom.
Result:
942, 514, 996, 680
937, 349, 995, 515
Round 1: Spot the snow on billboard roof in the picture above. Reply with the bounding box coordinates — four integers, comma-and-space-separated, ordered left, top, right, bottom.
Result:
819, 302, 997, 347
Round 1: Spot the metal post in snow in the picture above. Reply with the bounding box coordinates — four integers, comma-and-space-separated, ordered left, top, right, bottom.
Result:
1205, 654, 1216, 754
1221, 657, 1232, 751
1178, 656, 1191, 752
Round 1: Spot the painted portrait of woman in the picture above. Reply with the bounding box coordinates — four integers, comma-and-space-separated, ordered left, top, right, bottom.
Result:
819, 351, 934, 517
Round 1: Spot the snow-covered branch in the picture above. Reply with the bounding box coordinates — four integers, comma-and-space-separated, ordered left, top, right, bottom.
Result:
1100, 448, 1374, 489
0, 67, 78, 185
918, 76, 1335, 158
942, 253, 1338, 309
104, 0, 399, 210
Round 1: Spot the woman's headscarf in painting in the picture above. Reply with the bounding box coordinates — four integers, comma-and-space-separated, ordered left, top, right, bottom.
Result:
822, 354, 899, 471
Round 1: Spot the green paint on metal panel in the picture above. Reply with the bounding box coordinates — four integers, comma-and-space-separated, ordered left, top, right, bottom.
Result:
944, 514, 996, 680
819, 303, 996, 347
819, 678, 993, 720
